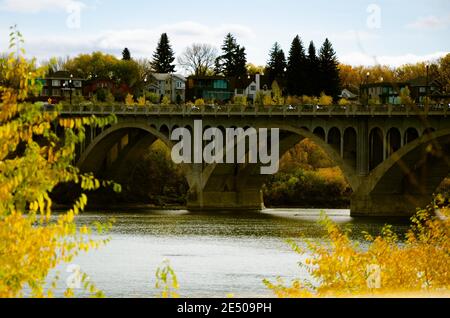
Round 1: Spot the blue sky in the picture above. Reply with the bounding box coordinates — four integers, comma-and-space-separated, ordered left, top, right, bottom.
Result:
0, 0, 449, 68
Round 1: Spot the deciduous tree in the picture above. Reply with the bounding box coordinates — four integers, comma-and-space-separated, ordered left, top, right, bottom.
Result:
178, 43, 218, 76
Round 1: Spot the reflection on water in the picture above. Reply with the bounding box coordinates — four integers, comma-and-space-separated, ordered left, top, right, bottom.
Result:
51, 209, 410, 298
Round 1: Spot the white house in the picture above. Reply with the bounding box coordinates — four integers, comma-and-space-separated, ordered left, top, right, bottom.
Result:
149, 73, 186, 103
234, 73, 263, 101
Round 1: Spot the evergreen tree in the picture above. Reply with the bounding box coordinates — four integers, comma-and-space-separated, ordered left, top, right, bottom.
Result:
306, 41, 320, 96
122, 47, 131, 61
151, 33, 176, 73
286, 35, 307, 96
267, 42, 287, 85
215, 33, 247, 77
318, 38, 340, 98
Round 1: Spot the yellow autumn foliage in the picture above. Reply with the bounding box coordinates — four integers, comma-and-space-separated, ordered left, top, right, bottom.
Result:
0, 27, 116, 298
265, 198, 450, 297
155, 259, 179, 298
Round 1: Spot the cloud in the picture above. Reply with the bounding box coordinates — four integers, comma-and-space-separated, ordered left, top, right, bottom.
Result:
340, 51, 448, 67
0, 0, 86, 13
12, 21, 255, 61
406, 15, 450, 30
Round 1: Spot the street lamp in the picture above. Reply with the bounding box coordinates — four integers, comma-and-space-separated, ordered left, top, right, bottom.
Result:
425, 64, 430, 113
365, 72, 370, 107
69, 74, 73, 105
143, 76, 148, 98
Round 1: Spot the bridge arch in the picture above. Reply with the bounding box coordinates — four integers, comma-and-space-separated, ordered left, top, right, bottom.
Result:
352, 128, 450, 216
369, 127, 384, 171
405, 127, 419, 145
201, 123, 359, 195
327, 127, 342, 154
77, 121, 194, 188
313, 127, 326, 141
386, 127, 402, 157
343, 127, 357, 169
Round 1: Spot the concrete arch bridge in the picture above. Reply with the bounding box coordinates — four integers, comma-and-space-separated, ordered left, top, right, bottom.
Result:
58, 104, 450, 216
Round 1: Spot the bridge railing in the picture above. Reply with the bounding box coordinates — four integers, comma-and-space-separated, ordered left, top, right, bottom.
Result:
51, 103, 449, 117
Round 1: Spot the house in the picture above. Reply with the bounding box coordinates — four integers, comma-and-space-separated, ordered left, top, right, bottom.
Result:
360, 82, 409, 105
186, 76, 234, 102
148, 73, 186, 103
37, 71, 84, 103
360, 77, 448, 105
407, 76, 444, 104
339, 89, 358, 101
232, 74, 263, 101
186, 73, 271, 103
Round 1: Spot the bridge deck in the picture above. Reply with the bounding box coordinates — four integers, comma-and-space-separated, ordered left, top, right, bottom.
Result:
55, 104, 449, 117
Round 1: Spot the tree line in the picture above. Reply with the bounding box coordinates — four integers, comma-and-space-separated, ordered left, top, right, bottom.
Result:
34, 31, 450, 102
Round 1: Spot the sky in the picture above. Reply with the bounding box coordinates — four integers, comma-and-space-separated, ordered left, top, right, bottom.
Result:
0, 0, 449, 69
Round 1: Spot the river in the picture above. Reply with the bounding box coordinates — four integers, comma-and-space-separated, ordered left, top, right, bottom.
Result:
50, 209, 411, 298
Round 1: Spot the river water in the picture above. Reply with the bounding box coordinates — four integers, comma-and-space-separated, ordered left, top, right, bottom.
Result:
51, 209, 410, 298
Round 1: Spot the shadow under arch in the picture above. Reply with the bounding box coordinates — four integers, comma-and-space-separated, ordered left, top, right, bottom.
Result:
77, 121, 194, 187
354, 128, 450, 213
200, 122, 360, 194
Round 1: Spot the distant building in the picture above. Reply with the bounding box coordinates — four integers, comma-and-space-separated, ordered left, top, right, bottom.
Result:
186, 76, 234, 102
38, 71, 84, 103
232, 74, 262, 101
360, 82, 409, 105
360, 77, 448, 105
407, 76, 444, 104
339, 88, 358, 101
186, 73, 268, 103
148, 73, 186, 103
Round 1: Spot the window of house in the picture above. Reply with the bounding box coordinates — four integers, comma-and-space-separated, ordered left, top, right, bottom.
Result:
419, 87, 426, 93
250, 85, 256, 91
52, 89, 61, 96
73, 80, 82, 88
52, 80, 61, 87
213, 80, 227, 89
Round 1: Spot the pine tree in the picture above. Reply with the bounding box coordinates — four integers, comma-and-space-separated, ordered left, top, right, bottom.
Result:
215, 33, 247, 78
306, 41, 320, 96
267, 42, 287, 85
287, 35, 307, 96
152, 33, 176, 73
318, 38, 340, 98
122, 48, 131, 61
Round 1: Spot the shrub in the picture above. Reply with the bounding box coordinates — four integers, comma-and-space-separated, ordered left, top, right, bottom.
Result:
338, 98, 349, 106
125, 93, 135, 106
263, 94, 273, 106
318, 92, 333, 106
0, 28, 117, 297
137, 96, 146, 106
105, 90, 115, 104
146, 92, 160, 104
265, 197, 450, 297
195, 98, 205, 107
233, 95, 248, 106
161, 95, 171, 105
